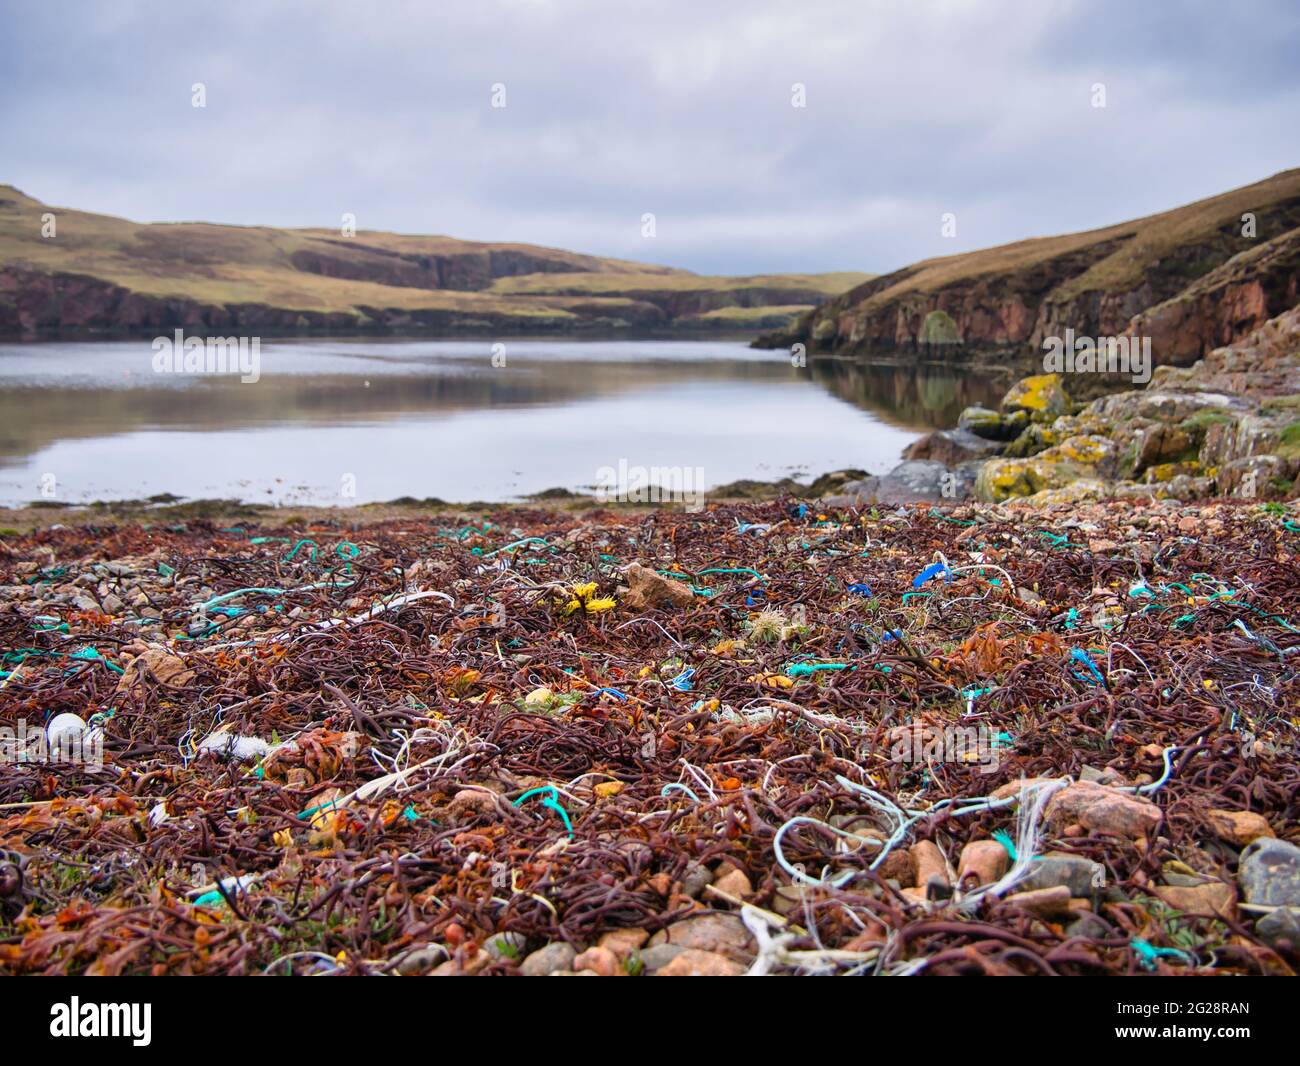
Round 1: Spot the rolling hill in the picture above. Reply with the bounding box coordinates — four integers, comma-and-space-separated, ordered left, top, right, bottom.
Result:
757, 168, 1300, 367
0, 186, 869, 336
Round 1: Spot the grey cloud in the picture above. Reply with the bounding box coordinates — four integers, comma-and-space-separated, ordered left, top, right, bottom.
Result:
1, 0, 1296, 274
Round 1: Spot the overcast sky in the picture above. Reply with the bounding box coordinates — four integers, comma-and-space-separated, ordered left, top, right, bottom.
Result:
2, 0, 1298, 274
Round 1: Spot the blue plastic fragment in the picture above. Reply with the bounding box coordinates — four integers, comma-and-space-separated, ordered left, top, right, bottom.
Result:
912, 562, 951, 589
669, 668, 696, 691
1070, 647, 1106, 686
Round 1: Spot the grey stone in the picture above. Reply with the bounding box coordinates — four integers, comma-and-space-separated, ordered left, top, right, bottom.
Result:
1065, 912, 1112, 940
392, 943, 449, 974
1018, 852, 1105, 897
1255, 906, 1300, 951
820, 477, 880, 509
639, 944, 687, 973
1238, 838, 1300, 907
680, 861, 712, 898
1079, 765, 1124, 786
875, 460, 964, 505
902, 428, 1004, 467
1084, 389, 1248, 425
520, 941, 577, 976
822, 460, 979, 507
484, 930, 527, 960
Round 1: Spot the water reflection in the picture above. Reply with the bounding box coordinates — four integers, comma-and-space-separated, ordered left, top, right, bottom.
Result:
806, 356, 1006, 429
0, 339, 1005, 505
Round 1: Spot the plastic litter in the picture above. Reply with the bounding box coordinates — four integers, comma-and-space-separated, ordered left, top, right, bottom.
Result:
1, 498, 1295, 976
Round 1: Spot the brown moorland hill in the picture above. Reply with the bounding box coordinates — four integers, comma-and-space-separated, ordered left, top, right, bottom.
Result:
758, 168, 1300, 367
0, 186, 869, 336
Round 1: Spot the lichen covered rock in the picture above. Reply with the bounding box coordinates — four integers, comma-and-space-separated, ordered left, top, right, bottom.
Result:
959, 405, 1029, 441
902, 427, 1003, 466
1000, 373, 1071, 423
974, 435, 1112, 502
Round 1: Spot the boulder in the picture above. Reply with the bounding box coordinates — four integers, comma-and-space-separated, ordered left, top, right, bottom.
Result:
820, 476, 880, 508
1084, 389, 1248, 425
975, 456, 1078, 502
974, 435, 1112, 502
1000, 373, 1070, 423
875, 460, 970, 505
959, 405, 1029, 441
1002, 422, 1062, 458
822, 460, 977, 506
1216, 454, 1296, 497
1202, 412, 1289, 468
1160, 474, 1215, 501
1022, 478, 1111, 505
902, 427, 1004, 466
1134, 423, 1195, 474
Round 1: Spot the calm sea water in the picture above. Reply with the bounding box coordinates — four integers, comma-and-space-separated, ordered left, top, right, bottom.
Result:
0, 338, 1004, 507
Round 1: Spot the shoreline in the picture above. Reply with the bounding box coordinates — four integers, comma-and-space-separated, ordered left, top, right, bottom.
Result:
2, 496, 1296, 975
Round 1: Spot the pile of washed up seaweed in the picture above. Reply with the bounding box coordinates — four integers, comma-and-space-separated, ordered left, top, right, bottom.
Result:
0, 498, 1297, 976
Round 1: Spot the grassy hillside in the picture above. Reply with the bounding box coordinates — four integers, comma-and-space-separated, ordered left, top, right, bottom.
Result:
760, 168, 1300, 364
0, 186, 869, 335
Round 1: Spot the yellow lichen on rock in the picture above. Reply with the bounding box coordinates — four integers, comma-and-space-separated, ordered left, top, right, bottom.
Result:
1045, 434, 1113, 466
975, 434, 1110, 502
975, 457, 1072, 501
1022, 478, 1110, 505
1000, 373, 1071, 423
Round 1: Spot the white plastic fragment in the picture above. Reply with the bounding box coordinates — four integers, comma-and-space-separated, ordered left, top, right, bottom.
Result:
196, 731, 275, 761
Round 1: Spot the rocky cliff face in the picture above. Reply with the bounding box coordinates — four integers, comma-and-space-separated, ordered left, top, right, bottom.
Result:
287, 243, 590, 292
760, 170, 1300, 369
1124, 226, 1300, 363
0, 185, 864, 337
0, 266, 652, 335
